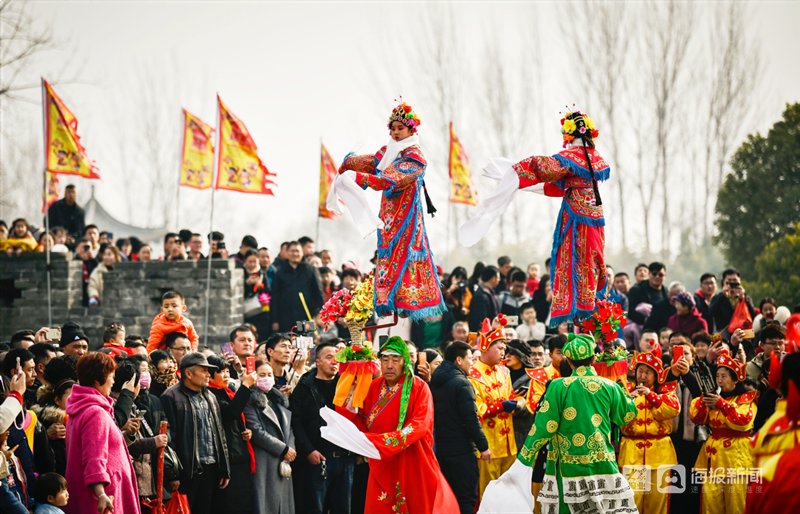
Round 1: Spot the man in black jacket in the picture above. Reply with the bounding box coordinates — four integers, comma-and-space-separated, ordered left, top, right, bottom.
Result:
430, 340, 490, 514
468, 266, 501, 331
161, 353, 230, 514
289, 341, 354, 514
627, 261, 668, 325
46, 184, 85, 243
270, 241, 324, 332
709, 268, 756, 334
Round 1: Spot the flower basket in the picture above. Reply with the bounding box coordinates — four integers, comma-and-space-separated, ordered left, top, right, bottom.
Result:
333, 340, 380, 409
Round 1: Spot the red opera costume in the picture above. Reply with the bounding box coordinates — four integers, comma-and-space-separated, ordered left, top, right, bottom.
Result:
459, 109, 609, 327
340, 120, 446, 320
514, 144, 610, 326
338, 374, 458, 514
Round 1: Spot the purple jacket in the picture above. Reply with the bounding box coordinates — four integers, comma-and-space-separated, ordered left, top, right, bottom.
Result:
65, 385, 140, 514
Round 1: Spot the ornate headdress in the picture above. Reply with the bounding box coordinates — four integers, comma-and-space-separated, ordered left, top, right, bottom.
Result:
560, 108, 599, 147
477, 315, 508, 353
716, 349, 747, 382
388, 101, 421, 133
631, 351, 669, 385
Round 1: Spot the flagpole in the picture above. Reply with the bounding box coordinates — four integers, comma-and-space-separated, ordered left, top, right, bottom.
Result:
41, 78, 53, 327
315, 138, 322, 245
203, 98, 221, 348
176, 109, 185, 228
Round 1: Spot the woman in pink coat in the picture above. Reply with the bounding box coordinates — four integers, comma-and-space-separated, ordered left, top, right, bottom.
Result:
65, 353, 140, 514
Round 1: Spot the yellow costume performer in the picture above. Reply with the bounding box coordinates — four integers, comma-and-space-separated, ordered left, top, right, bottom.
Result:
745, 351, 800, 514
469, 317, 516, 499
619, 351, 680, 514
690, 350, 756, 514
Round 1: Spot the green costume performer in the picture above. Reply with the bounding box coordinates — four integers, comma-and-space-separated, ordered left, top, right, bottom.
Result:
477, 334, 638, 514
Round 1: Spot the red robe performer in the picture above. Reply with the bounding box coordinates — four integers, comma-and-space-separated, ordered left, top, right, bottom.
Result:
338, 102, 445, 321
337, 336, 458, 514
460, 109, 610, 326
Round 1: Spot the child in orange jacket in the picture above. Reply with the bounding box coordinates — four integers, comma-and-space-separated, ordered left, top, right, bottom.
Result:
146, 290, 199, 352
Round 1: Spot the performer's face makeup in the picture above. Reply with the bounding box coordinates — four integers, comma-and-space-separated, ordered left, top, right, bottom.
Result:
715, 368, 737, 393
635, 365, 657, 389
481, 341, 506, 367
390, 121, 412, 142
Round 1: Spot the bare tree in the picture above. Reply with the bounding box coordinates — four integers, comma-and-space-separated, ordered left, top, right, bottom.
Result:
479, 16, 540, 245
641, 0, 695, 253
564, 1, 635, 253
699, 1, 760, 239
0, 0, 52, 100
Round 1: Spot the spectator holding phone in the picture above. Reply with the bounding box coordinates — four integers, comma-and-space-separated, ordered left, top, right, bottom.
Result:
709, 268, 756, 334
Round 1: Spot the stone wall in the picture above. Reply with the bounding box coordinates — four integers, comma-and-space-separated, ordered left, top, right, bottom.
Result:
0, 253, 243, 346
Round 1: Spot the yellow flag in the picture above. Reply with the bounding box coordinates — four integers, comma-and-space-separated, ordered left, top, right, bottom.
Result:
318, 144, 339, 219
42, 172, 60, 213
448, 122, 477, 206
215, 96, 275, 195
43, 79, 100, 179
179, 109, 214, 190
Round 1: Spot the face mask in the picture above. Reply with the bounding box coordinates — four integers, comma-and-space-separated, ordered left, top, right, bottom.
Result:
256, 376, 275, 393
138, 371, 151, 389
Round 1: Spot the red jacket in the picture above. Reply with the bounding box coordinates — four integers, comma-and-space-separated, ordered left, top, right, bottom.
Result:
146, 312, 199, 352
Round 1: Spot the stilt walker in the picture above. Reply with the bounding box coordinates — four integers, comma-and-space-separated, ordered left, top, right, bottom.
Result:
332, 100, 446, 321
460, 109, 610, 327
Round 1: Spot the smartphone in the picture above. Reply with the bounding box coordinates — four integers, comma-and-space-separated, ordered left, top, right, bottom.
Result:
45, 327, 62, 341
16, 357, 22, 375
418, 352, 427, 366
741, 329, 755, 340
245, 356, 256, 374
220, 342, 233, 356
672, 345, 684, 362
467, 332, 478, 347
506, 315, 519, 326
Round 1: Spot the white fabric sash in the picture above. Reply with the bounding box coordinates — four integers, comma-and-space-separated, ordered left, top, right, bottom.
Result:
326, 170, 384, 239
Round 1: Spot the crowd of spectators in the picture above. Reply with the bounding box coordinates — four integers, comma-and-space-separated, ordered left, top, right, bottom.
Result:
1, 185, 797, 514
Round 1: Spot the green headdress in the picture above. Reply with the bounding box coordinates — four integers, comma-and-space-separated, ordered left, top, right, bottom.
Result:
379, 336, 414, 430
563, 333, 597, 361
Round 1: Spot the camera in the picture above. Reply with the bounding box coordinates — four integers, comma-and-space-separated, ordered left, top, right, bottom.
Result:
294, 320, 316, 335
728, 280, 741, 289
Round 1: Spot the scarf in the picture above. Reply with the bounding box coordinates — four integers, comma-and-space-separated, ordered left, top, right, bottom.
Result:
208, 383, 256, 474
377, 134, 420, 171
153, 368, 178, 388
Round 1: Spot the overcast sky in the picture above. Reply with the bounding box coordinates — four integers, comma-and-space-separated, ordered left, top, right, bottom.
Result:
3, 0, 799, 268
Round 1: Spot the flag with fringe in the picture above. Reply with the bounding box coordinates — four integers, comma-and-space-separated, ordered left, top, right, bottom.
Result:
318, 143, 339, 219
215, 96, 275, 195
43, 79, 99, 179
448, 122, 477, 205
179, 109, 214, 189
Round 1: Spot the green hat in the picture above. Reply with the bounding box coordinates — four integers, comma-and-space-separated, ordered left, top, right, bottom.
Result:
379, 336, 413, 430
563, 333, 596, 361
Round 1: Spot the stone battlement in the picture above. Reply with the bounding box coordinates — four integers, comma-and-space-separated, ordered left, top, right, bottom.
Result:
0, 253, 243, 346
